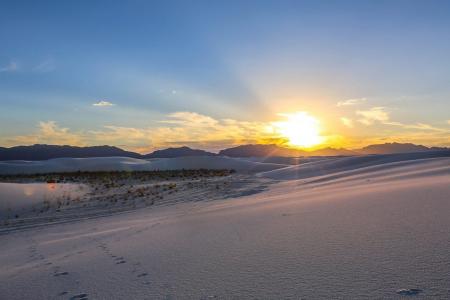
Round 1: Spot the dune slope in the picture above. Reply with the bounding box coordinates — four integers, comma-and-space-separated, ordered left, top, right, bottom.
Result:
0, 156, 287, 175
259, 150, 450, 180
0, 155, 449, 299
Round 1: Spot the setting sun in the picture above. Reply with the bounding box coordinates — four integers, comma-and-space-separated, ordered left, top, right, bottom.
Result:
272, 112, 324, 148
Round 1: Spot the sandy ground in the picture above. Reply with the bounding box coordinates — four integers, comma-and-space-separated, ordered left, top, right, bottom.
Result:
0, 154, 449, 299
0, 172, 272, 231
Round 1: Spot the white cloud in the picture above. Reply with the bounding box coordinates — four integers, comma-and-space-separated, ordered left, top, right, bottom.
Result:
7, 121, 85, 146
356, 107, 389, 125
355, 107, 448, 134
0, 61, 19, 73
337, 98, 366, 107
93, 100, 115, 107
160, 111, 218, 126
390, 122, 447, 132
3, 112, 271, 153
3, 111, 448, 153
90, 111, 271, 152
340, 117, 354, 128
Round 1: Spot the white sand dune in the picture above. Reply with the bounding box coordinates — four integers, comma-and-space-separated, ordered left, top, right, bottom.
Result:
143, 156, 288, 173
259, 150, 450, 180
0, 157, 148, 174
1, 153, 450, 299
0, 156, 288, 175
236, 156, 336, 165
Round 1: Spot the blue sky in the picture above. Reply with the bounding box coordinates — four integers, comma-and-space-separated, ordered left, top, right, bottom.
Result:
1, 0, 449, 152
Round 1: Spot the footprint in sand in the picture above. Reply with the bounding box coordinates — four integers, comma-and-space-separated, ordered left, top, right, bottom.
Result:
54, 271, 69, 277
70, 293, 88, 300
137, 272, 148, 278
396, 288, 423, 296
200, 296, 218, 299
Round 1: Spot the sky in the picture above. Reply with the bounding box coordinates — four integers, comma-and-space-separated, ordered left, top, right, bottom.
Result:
1, 0, 449, 153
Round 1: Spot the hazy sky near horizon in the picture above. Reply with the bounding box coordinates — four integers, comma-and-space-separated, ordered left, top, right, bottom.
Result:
1, 0, 449, 152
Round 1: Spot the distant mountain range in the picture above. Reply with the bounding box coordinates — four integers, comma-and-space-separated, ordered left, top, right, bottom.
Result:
143, 146, 215, 158
219, 142, 449, 157
0, 145, 142, 161
0, 142, 448, 161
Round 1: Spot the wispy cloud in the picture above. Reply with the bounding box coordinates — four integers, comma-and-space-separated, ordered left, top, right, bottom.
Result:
160, 112, 218, 126
4, 112, 270, 153
34, 59, 55, 73
89, 111, 272, 153
7, 121, 85, 146
356, 107, 449, 133
356, 107, 389, 125
0, 61, 19, 73
93, 100, 115, 107
340, 117, 354, 128
387, 122, 447, 132
337, 98, 366, 107
3, 111, 449, 153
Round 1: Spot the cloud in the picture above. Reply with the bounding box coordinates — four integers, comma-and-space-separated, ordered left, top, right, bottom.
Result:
2, 112, 270, 153
356, 107, 389, 125
89, 111, 271, 153
388, 122, 447, 132
337, 98, 366, 107
355, 107, 449, 133
340, 117, 354, 128
160, 111, 218, 126
93, 100, 115, 107
3, 111, 449, 153
7, 121, 85, 146
0, 61, 19, 73
34, 59, 55, 73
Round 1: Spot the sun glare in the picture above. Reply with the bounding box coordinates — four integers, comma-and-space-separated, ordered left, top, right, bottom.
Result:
272, 112, 324, 148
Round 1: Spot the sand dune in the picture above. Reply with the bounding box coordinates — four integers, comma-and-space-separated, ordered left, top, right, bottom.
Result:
0, 156, 288, 175
142, 156, 288, 173
259, 150, 450, 180
1, 152, 449, 299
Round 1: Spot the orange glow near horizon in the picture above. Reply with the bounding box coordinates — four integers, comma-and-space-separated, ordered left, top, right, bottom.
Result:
270, 112, 325, 148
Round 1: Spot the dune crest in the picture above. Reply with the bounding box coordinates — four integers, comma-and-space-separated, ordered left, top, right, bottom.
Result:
0, 156, 288, 175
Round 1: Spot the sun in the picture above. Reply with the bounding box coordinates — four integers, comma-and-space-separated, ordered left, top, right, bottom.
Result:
271, 112, 324, 148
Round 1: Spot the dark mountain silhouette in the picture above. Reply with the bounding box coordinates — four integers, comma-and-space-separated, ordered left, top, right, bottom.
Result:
144, 146, 215, 158
0, 143, 447, 161
0, 144, 141, 161
0, 145, 216, 161
219, 143, 448, 157
357, 142, 448, 155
